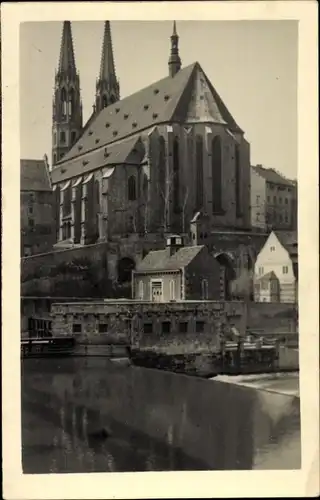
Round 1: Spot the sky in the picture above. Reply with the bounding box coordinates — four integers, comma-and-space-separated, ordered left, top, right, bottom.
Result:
20, 20, 298, 179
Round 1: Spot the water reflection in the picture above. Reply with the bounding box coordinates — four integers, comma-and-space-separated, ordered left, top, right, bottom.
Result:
21, 358, 301, 473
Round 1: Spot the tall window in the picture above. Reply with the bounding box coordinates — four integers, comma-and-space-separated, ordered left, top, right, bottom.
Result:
196, 135, 204, 210
61, 88, 67, 116
69, 88, 75, 117
138, 281, 144, 300
63, 186, 71, 216
235, 144, 241, 217
158, 136, 166, 201
60, 130, 66, 144
102, 95, 108, 109
211, 136, 222, 213
128, 175, 137, 201
142, 174, 148, 200
201, 279, 209, 300
169, 280, 176, 301
173, 137, 180, 214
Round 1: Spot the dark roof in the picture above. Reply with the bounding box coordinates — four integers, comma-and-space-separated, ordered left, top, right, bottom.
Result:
274, 231, 298, 259
256, 271, 278, 282
252, 165, 295, 186
56, 61, 242, 168
136, 245, 204, 272
51, 135, 145, 183
21, 159, 52, 192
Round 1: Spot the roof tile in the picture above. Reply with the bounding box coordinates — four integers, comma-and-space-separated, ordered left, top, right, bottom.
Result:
136, 245, 205, 272
21, 159, 52, 192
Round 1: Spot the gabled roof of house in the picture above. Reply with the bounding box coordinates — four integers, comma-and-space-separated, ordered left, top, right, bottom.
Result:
252, 165, 295, 187
21, 159, 52, 192
136, 245, 205, 272
274, 230, 298, 259
52, 61, 242, 183
256, 270, 279, 282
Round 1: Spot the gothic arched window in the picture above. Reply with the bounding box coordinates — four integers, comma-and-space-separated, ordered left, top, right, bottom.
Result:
142, 173, 148, 200
61, 87, 67, 116
211, 136, 222, 213
128, 175, 137, 201
60, 131, 66, 144
69, 88, 75, 117
158, 136, 166, 197
71, 131, 77, 144
196, 135, 204, 210
173, 137, 180, 214
235, 144, 241, 217
102, 95, 108, 109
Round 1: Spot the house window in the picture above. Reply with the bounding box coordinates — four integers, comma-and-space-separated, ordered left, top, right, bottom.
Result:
28, 205, 34, 215
128, 176, 137, 201
201, 279, 209, 300
60, 130, 66, 143
279, 197, 282, 204
98, 323, 108, 333
169, 279, 176, 301
256, 195, 260, 205
72, 323, 82, 333
279, 214, 283, 222
138, 281, 144, 300
273, 196, 277, 204
270, 246, 275, 252
162, 321, 171, 334
261, 281, 268, 290
143, 323, 153, 334
71, 131, 77, 144
179, 322, 188, 334
28, 218, 34, 228
283, 266, 289, 274
259, 266, 264, 275
196, 321, 205, 333
285, 213, 288, 223
151, 280, 163, 302
256, 213, 260, 222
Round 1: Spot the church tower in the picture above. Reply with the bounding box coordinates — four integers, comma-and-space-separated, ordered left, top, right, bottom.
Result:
52, 21, 83, 166
95, 21, 120, 113
168, 21, 181, 77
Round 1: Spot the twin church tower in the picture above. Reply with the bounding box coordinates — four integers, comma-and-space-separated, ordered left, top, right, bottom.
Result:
52, 21, 181, 166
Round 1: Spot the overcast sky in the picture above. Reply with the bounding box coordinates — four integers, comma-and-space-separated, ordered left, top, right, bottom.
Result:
20, 20, 297, 179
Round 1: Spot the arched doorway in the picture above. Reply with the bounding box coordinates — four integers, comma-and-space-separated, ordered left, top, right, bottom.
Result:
117, 257, 135, 284
214, 252, 236, 300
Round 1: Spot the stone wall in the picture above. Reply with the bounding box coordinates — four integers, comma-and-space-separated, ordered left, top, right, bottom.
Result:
51, 300, 245, 350
247, 302, 298, 334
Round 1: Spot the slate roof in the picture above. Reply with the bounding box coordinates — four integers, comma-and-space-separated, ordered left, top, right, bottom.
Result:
51, 135, 145, 183
21, 159, 52, 192
55, 61, 242, 173
256, 271, 278, 282
135, 245, 205, 272
274, 231, 298, 258
252, 165, 295, 187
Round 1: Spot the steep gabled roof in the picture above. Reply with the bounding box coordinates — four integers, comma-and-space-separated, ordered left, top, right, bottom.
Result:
256, 271, 279, 282
21, 159, 52, 192
252, 165, 295, 186
136, 245, 204, 272
57, 61, 242, 166
274, 230, 298, 259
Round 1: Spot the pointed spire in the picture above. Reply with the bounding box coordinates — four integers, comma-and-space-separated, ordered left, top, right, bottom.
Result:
58, 21, 77, 75
99, 21, 116, 81
95, 21, 120, 113
168, 20, 181, 78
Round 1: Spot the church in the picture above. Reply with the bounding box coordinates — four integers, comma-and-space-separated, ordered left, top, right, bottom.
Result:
50, 21, 252, 248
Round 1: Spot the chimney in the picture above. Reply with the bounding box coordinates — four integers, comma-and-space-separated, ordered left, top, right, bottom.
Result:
166, 234, 184, 256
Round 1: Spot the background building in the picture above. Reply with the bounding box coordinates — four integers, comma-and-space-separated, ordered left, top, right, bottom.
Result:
51, 21, 251, 249
254, 230, 298, 303
250, 165, 297, 231
21, 158, 54, 256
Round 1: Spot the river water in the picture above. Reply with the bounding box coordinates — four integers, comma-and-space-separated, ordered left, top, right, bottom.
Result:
21, 358, 301, 473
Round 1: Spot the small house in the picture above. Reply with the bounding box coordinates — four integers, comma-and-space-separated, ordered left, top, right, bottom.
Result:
254, 231, 298, 303
132, 235, 222, 301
